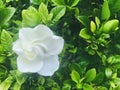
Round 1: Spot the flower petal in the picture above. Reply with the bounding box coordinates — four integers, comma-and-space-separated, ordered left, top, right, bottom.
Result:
38, 55, 59, 76
42, 35, 64, 55
17, 56, 43, 73
19, 24, 53, 42
12, 40, 24, 55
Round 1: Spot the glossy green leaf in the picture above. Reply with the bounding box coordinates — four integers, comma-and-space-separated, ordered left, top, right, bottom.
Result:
79, 28, 91, 40
0, 7, 15, 25
30, 0, 46, 5
70, 70, 80, 84
76, 16, 90, 28
39, 3, 52, 24
62, 84, 71, 90
101, 0, 110, 20
15, 73, 27, 85
83, 83, 94, 90
105, 68, 112, 79
11, 71, 27, 90
93, 72, 104, 84
0, 44, 4, 53
0, 76, 14, 90
1, 30, 13, 51
108, 0, 120, 15
97, 86, 107, 90
51, 6, 66, 22
22, 6, 41, 27
112, 78, 120, 86
107, 55, 120, 64
0, 0, 4, 8
13, 82, 21, 90
0, 65, 7, 79
0, 55, 6, 63
68, 0, 79, 7
76, 83, 82, 89
51, 0, 65, 6
85, 68, 96, 82
114, 85, 120, 90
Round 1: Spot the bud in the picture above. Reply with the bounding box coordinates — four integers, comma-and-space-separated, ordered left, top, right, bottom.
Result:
90, 21, 96, 33
102, 19, 119, 33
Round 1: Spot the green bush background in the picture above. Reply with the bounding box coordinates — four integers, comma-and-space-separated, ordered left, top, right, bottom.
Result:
1, 0, 120, 90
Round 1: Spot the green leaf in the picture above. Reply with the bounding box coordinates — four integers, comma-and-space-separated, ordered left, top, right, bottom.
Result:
6, 0, 12, 3
0, 7, 15, 25
83, 83, 94, 90
105, 68, 112, 79
70, 70, 80, 84
101, 0, 110, 20
51, 0, 65, 6
0, 44, 4, 53
0, 65, 7, 79
11, 71, 27, 90
1, 30, 13, 51
114, 85, 120, 90
62, 84, 71, 90
0, 55, 6, 63
76, 83, 82, 89
30, 0, 46, 5
79, 28, 91, 40
39, 3, 52, 24
112, 78, 120, 86
76, 16, 90, 28
0, 76, 14, 90
50, 6, 66, 22
68, 47, 77, 53
108, 0, 120, 15
15, 73, 27, 85
93, 72, 104, 84
107, 55, 120, 64
85, 68, 96, 82
22, 6, 41, 27
97, 86, 107, 90
13, 82, 21, 90
0, 0, 4, 8
69, 63, 82, 75
68, 0, 79, 7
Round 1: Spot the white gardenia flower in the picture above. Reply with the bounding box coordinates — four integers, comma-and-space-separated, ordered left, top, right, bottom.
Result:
12, 24, 64, 76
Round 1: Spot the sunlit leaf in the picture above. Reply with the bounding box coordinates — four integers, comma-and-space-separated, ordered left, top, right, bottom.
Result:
85, 68, 96, 82
83, 83, 94, 90
22, 6, 41, 27
51, 6, 66, 22
101, 0, 110, 20
1, 30, 13, 51
0, 76, 14, 90
39, 3, 52, 24
79, 28, 91, 40
70, 70, 80, 84
0, 7, 15, 25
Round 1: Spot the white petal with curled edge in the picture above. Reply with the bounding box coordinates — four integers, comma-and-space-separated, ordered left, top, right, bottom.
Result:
37, 55, 59, 76
42, 35, 64, 55
19, 27, 33, 42
17, 56, 43, 73
12, 40, 24, 55
19, 24, 53, 42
